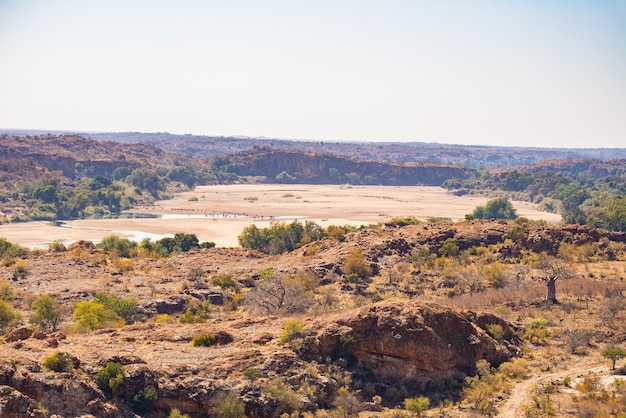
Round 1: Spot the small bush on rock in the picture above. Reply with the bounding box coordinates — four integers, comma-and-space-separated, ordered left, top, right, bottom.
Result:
96, 362, 126, 396
42, 351, 72, 372
191, 333, 216, 347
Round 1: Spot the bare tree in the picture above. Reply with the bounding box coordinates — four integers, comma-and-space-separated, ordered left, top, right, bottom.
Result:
245, 271, 315, 315
533, 255, 573, 304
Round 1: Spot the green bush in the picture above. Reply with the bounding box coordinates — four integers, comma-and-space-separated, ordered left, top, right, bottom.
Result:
0, 300, 21, 334
72, 301, 122, 331
169, 409, 191, 418
0, 282, 16, 302
30, 294, 60, 332
133, 388, 158, 413
278, 319, 304, 343
263, 379, 303, 415
470, 198, 518, 220
243, 368, 263, 381
218, 392, 246, 418
42, 351, 72, 372
95, 362, 125, 396
343, 249, 371, 281
238, 220, 326, 254
438, 238, 460, 257
191, 333, 216, 347
484, 323, 504, 340
213, 274, 236, 289
98, 235, 136, 258
524, 317, 549, 344
405, 396, 430, 416
93, 293, 141, 325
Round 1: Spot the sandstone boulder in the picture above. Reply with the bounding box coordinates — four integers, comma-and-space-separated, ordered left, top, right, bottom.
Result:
4, 327, 33, 343
303, 299, 517, 386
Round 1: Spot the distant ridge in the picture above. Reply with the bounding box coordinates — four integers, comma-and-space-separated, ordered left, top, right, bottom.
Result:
2, 129, 625, 168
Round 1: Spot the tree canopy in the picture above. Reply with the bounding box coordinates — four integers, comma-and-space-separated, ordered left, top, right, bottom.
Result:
469, 198, 517, 220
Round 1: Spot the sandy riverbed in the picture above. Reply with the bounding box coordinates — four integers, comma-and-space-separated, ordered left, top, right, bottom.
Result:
0, 185, 561, 249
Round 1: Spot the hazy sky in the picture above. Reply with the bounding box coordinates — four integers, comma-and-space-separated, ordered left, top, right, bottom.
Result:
1, 1, 625, 148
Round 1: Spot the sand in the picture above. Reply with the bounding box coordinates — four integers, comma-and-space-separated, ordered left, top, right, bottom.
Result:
0, 184, 561, 249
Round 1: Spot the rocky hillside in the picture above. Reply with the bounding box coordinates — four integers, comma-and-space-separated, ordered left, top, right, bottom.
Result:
226, 147, 476, 186
0, 134, 195, 181
1, 220, 626, 416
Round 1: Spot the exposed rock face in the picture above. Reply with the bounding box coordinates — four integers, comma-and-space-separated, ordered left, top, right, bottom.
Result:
303, 299, 518, 386
229, 148, 476, 186
0, 385, 46, 418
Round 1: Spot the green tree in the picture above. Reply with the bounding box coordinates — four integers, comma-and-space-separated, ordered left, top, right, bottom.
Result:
602, 348, 626, 370
30, 294, 60, 331
33, 184, 58, 203
126, 168, 164, 195
73, 301, 122, 331
98, 235, 136, 258
0, 300, 21, 334
470, 198, 517, 220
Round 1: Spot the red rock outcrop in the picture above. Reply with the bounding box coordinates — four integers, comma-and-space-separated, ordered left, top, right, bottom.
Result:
303, 299, 518, 386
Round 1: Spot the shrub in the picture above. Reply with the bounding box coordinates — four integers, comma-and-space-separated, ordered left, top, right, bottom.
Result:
279, 319, 304, 343
48, 240, 66, 252
213, 274, 236, 289
95, 362, 125, 396
169, 408, 190, 418
98, 235, 136, 258
343, 249, 371, 281
155, 314, 175, 323
191, 333, 216, 347
470, 198, 518, 220
218, 392, 246, 418
438, 238, 459, 257
484, 323, 504, 340
405, 396, 430, 416
0, 300, 21, 334
42, 351, 72, 372
93, 293, 141, 324
263, 379, 303, 414
73, 301, 123, 331
0, 282, 16, 302
524, 317, 549, 344
243, 368, 263, 381
12, 259, 29, 279
498, 358, 530, 380
30, 294, 60, 332
133, 388, 158, 413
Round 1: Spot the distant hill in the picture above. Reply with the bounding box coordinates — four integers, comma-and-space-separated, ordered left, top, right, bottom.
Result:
4, 130, 625, 168
84, 131, 626, 167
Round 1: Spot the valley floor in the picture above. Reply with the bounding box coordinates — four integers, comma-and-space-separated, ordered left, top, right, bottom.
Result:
0, 185, 561, 249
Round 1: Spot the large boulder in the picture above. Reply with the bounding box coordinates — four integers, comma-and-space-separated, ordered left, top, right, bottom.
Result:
302, 299, 518, 386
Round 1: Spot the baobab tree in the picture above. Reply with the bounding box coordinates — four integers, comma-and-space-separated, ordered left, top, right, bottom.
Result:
533, 255, 573, 304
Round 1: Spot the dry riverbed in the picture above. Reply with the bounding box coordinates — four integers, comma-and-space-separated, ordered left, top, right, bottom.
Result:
0, 185, 561, 249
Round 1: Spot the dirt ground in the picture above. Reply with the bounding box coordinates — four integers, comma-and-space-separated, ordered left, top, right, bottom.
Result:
0, 184, 561, 249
